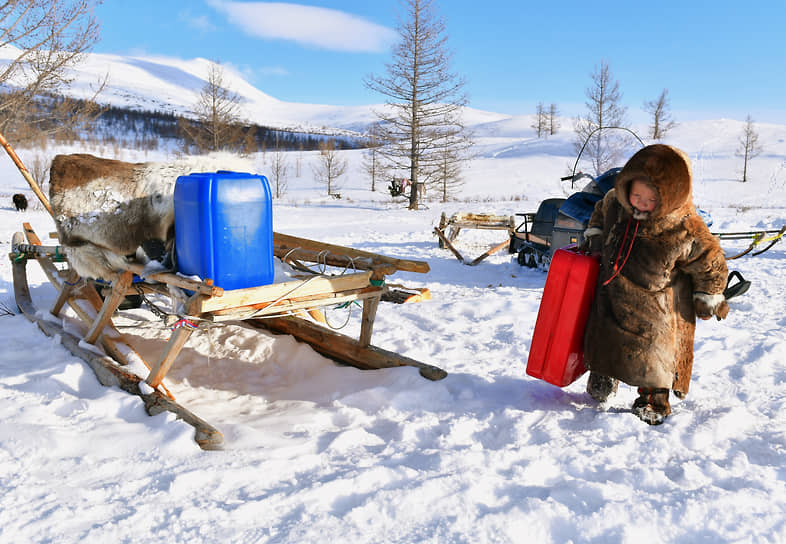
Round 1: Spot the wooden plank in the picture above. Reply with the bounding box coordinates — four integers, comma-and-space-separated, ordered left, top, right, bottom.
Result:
275, 246, 397, 275
448, 222, 513, 230
381, 286, 431, 304
207, 286, 383, 320
195, 271, 373, 313
512, 231, 548, 247
449, 212, 512, 223
274, 232, 430, 274
249, 316, 447, 381
447, 215, 515, 229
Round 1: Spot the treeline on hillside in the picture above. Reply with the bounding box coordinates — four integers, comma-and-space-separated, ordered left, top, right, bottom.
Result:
98, 105, 360, 152
2, 93, 361, 153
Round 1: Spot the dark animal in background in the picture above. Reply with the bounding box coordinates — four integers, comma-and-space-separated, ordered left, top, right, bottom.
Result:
12, 193, 28, 211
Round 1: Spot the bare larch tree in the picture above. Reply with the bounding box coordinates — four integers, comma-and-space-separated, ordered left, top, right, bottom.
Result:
312, 139, 348, 197
532, 102, 546, 138
0, 0, 105, 146
179, 61, 245, 153
574, 60, 628, 176
548, 103, 560, 135
365, 0, 470, 210
270, 135, 289, 198
434, 128, 465, 202
737, 115, 762, 182
362, 122, 386, 192
643, 88, 677, 140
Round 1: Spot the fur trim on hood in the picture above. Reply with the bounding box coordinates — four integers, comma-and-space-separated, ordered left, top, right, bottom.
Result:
614, 144, 693, 221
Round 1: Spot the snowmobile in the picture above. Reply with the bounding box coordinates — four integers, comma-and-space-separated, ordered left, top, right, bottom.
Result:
509, 168, 619, 268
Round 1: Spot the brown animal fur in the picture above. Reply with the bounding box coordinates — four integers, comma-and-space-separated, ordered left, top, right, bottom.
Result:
583, 144, 728, 396
49, 153, 254, 280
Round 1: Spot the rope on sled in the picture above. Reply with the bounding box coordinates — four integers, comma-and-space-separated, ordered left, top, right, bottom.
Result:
280, 247, 360, 276
118, 247, 368, 337
277, 246, 364, 330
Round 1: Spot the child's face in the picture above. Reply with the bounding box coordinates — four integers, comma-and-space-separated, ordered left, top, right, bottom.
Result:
629, 179, 658, 218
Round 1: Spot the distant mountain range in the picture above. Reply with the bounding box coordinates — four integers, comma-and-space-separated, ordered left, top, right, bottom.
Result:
0, 46, 508, 136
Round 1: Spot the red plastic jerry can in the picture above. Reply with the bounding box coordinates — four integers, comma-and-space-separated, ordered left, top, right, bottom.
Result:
526, 247, 599, 387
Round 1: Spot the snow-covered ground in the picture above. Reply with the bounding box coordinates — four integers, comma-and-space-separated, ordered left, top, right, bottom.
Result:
1, 118, 786, 543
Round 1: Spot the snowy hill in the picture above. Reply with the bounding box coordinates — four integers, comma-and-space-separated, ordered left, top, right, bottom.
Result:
1, 47, 786, 543
0, 45, 508, 135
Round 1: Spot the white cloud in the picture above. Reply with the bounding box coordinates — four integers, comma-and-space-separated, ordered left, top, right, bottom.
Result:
208, 1, 395, 53
177, 8, 216, 32
186, 14, 216, 32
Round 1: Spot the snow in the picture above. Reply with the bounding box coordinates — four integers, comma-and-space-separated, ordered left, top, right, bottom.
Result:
2, 51, 786, 543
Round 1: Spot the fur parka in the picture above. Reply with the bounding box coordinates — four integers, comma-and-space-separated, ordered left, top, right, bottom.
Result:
582, 144, 728, 395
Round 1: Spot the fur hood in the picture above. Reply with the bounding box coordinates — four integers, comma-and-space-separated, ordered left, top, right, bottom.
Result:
614, 144, 693, 221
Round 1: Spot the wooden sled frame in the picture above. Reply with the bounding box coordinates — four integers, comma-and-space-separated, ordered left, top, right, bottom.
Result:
434, 212, 515, 265
10, 223, 446, 450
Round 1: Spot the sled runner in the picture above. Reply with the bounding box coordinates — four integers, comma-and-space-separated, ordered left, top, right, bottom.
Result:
711, 226, 786, 259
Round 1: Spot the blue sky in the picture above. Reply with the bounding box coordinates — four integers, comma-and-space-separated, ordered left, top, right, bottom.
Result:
95, 1, 786, 123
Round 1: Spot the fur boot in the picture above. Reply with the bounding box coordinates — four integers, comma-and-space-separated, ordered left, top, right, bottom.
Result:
586, 372, 619, 403
632, 388, 671, 425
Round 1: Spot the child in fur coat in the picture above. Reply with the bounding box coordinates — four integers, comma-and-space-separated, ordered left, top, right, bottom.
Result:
582, 144, 729, 425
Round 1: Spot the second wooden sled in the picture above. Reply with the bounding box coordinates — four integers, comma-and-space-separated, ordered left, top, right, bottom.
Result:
10, 224, 446, 451
434, 212, 515, 265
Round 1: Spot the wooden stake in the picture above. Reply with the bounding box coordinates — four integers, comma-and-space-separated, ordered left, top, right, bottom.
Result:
359, 296, 380, 347
469, 238, 512, 266
0, 131, 53, 216
51, 269, 80, 316
433, 227, 465, 263
146, 294, 203, 389
84, 270, 134, 345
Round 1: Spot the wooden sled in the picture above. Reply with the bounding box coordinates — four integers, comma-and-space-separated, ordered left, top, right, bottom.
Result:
10, 223, 446, 451
434, 212, 515, 265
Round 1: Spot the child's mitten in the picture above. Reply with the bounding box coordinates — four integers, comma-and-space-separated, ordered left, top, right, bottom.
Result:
694, 293, 729, 321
